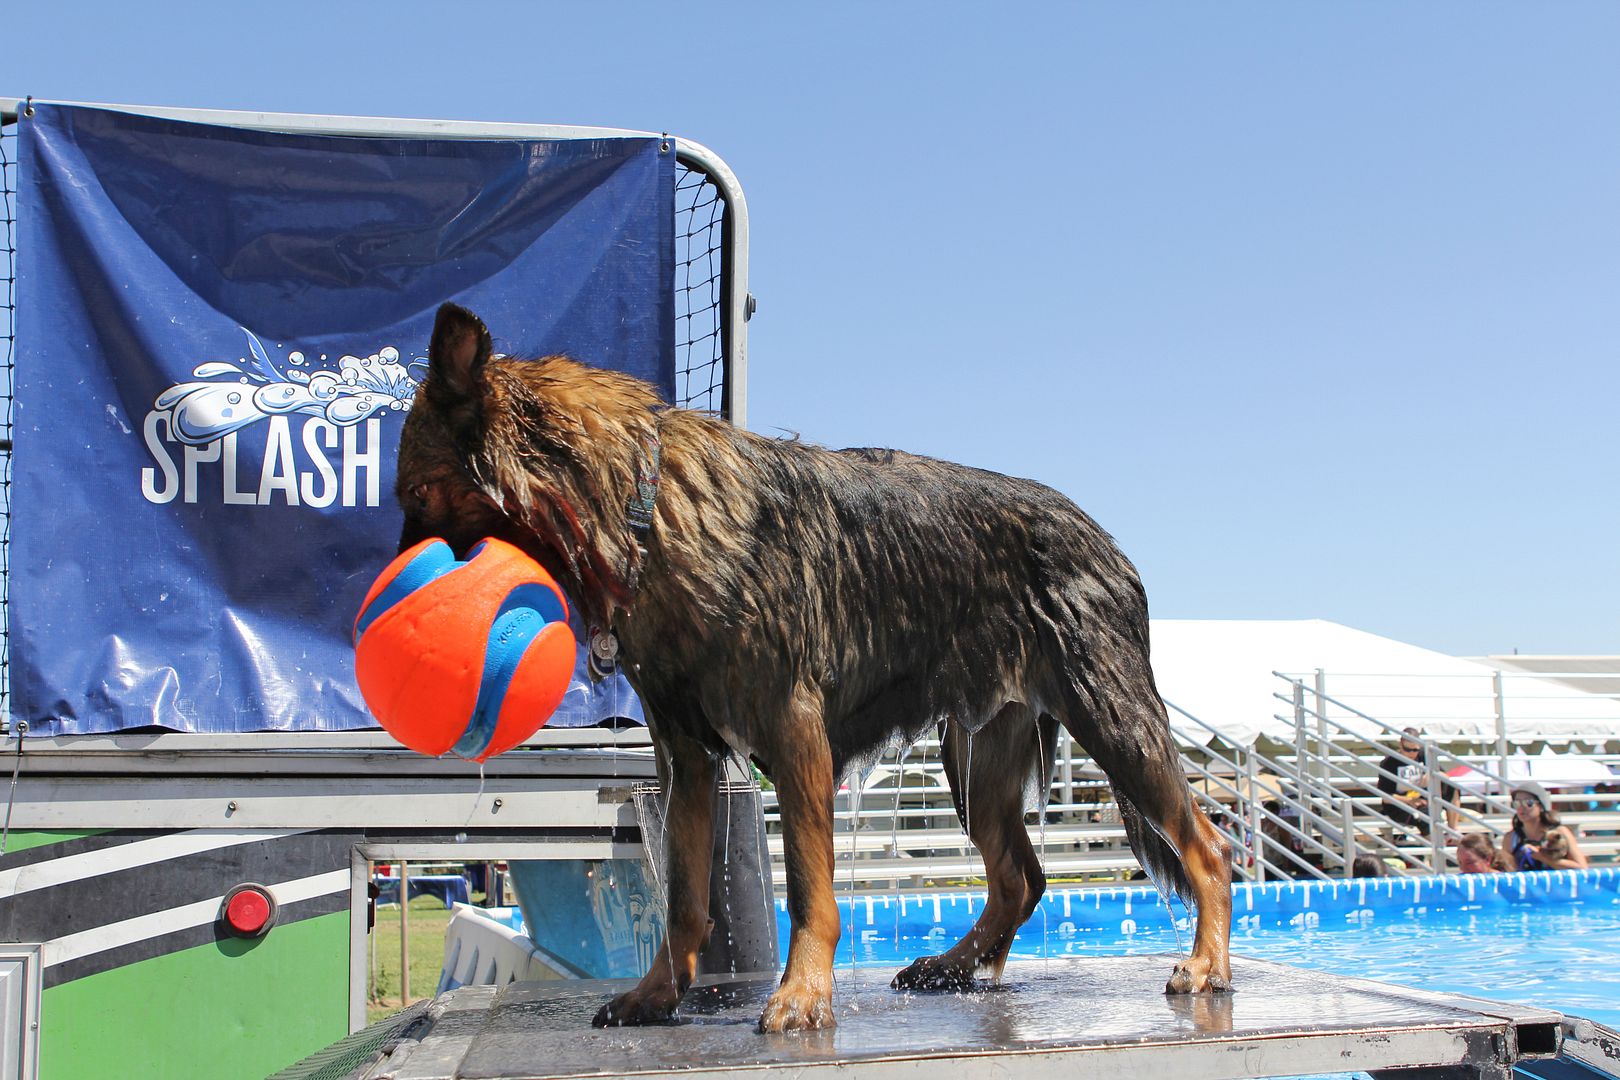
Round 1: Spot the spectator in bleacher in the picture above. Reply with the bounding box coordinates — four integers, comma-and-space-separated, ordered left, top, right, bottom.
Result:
1455, 832, 1511, 873
1257, 799, 1319, 878
1351, 854, 1388, 878
1375, 728, 1460, 833
1502, 783, 1589, 871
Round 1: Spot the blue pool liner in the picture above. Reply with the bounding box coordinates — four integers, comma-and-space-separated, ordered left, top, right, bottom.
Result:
786, 867, 1620, 958
496, 867, 1619, 957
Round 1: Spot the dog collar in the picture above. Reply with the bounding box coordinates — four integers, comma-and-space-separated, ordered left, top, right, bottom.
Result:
626, 428, 660, 542
596, 428, 660, 678
620, 422, 662, 603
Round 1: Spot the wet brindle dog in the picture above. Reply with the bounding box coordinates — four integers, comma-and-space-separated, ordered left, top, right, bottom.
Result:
395, 303, 1233, 1032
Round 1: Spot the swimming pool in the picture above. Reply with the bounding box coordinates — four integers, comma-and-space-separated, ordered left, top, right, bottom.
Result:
794, 867, 1620, 1029
496, 867, 1620, 1028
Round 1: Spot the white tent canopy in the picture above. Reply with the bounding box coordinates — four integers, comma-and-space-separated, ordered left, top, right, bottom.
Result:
1148, 619, 1620, 749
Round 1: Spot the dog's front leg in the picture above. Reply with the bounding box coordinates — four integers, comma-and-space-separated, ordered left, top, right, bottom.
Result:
758, 686, 839, 1032
593, 734, 716, 1027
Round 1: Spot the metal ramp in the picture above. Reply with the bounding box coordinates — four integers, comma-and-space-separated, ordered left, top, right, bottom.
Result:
347, 955, 1609, 1080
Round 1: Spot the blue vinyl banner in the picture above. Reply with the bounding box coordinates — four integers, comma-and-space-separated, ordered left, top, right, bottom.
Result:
12, 105, 669, 735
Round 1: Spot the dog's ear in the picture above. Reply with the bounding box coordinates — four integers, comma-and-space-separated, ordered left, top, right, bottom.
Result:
427, 303, 492, 403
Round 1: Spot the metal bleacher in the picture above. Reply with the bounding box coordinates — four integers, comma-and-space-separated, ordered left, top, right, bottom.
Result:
758, 668, 1620, 891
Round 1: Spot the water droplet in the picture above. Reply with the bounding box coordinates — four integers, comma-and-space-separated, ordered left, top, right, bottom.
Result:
227, 393, 241, 404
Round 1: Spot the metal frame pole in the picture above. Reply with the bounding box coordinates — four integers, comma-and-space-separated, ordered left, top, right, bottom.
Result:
1341, 797, 1356, 879
1425, 747, 1446, 872
1493, 670, 1510, 781
1247, 752, 1266, 884
1291, 681, 1309, 860
1061, 730, 1074, 807
398, 860, 412, 1006
1313, 669, 1329, 794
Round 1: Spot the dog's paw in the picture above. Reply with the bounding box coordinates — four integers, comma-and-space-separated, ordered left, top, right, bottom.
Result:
758, 983, 834, 1032
890, 955, 977, 991
592, 984, 682, 1027
1165, 956, 1234, 995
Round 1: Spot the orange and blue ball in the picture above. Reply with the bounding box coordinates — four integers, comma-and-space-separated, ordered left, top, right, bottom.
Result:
353, 537, 576, 762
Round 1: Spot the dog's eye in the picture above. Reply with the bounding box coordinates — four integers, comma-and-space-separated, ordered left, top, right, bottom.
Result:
411, 484, 431, 507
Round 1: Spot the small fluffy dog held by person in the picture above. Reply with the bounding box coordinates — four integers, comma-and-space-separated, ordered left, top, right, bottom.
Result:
1536, 830, 1571, 864
394, 304, 1234, 1032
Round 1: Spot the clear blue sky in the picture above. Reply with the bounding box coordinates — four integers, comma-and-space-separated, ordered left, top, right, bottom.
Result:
10, 3, 1617, 657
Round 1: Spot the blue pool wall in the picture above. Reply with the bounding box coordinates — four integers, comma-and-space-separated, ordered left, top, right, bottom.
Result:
782, 867, 1620, 960
492, 867, 1620, 960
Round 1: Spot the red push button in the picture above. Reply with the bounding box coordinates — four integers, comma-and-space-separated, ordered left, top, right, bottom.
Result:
220, 883, 278, 938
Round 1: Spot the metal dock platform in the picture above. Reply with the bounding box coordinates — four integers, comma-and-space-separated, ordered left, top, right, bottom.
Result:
338, 954, 1620, 1080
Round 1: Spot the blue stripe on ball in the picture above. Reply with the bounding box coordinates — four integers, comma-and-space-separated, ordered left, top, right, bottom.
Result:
452, 583, 570, 760
354, 541, 459, 644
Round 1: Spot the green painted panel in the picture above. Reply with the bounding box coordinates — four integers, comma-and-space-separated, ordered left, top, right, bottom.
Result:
42, 911, 350, 1080
3, 830, 108, 855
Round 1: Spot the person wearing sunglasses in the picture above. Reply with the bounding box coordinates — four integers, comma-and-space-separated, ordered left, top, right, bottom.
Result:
1502, 783, 1588, 871
1375, 728, 1460, 834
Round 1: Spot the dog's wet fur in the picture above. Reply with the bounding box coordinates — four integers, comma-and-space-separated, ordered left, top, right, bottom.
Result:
397, 304, 1233, 1032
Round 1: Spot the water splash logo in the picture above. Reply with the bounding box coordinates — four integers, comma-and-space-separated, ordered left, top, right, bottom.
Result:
587, 861, 666, 977
140, 328, 419, 508
154, 328, 418, 446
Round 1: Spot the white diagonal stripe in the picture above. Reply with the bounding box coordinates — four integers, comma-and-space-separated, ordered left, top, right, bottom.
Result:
266, 869, 352, 908
0, 829, 311, 898
42, 869, 351, 968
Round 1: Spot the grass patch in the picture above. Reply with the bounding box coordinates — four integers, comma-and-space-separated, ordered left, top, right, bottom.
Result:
367, 896, 460, 1025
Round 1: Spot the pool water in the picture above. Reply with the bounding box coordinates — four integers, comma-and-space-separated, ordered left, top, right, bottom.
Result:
804, 868, 1620, 1029
996, 907, 1620, 1030
498, 867, 1620, 1030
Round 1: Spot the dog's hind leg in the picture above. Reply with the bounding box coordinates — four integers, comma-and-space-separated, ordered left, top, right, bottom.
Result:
1050, 650, 1234, 994
757, 682, 840, 1032
1032, 572, 1234, 994
1125, 784, 1234, 995
892, 704, 1052, 990
593, 729, 716, 1027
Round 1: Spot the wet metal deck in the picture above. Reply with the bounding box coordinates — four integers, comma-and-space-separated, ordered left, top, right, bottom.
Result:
363, 955, 1568, 1080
